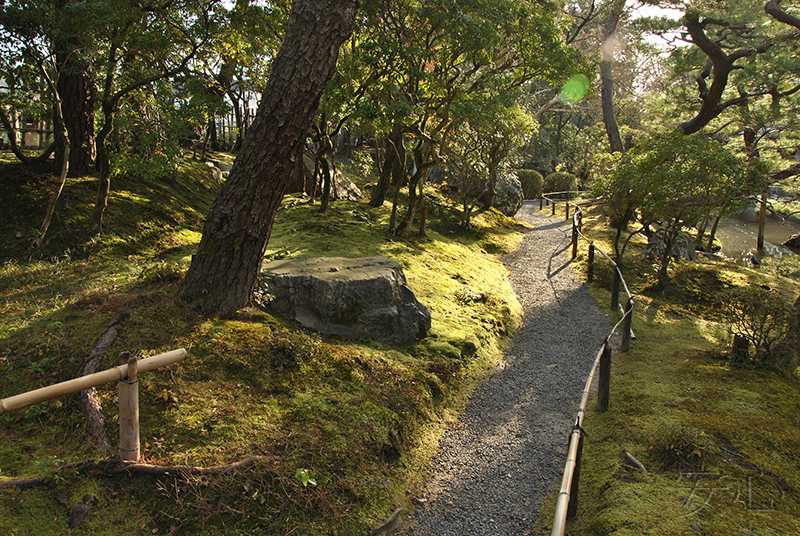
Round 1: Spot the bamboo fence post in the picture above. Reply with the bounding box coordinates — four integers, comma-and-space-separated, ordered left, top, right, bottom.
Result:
540, 197, 543, 210
577, 210, 583, 232
611, 268, 621, 311
567, 430, 584, 520
587, 244, 595, 283
552, 199, 556, 216
0, 349, 186, 416
597, 342, 612, 412
621, 297, 634, 352
571, 218, 578, 260
119, 356, 140, 461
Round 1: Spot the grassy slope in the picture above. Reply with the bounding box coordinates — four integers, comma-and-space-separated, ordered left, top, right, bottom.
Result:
0, 153, 523, 535
535, 203, 800, 536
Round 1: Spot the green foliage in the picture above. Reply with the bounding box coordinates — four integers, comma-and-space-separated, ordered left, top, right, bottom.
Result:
721, 286, 795, 369
543, 171, 578, 196
648, 426, 715, 467
517, 169, 544, 199
593, 130, 759, 280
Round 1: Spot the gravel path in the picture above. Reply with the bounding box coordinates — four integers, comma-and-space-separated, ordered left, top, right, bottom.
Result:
396, 202, 612, 535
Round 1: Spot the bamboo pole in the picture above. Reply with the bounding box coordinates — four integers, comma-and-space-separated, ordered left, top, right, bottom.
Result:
611, 269, 621, 311
119, 356, 140, 461
0, 349, 186, 415
597, 342, 612, 412
621, 298, 634, 352
552, 343, 605, 536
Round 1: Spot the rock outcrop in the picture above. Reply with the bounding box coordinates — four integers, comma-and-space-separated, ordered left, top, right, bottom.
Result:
258, 257, 431, 345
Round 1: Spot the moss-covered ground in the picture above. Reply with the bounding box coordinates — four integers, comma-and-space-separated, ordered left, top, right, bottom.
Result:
534, 202, 800, 536
0, 152, 523, 535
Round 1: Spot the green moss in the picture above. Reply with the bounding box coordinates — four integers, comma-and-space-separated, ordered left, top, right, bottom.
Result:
534, 201, 800, 536
0, 154, 524, 534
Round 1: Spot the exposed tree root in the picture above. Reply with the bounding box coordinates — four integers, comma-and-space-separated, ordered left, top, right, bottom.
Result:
80, 310, 133, 455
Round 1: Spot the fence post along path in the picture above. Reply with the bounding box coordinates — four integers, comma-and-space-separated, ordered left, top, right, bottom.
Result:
540, 195, 635, 536
0, 349, 186, 462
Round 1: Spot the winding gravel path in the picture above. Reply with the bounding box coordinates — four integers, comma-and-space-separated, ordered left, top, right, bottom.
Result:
397, 202, 612, 535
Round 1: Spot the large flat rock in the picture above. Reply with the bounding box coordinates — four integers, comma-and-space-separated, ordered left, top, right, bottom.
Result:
259, 256, 431, 345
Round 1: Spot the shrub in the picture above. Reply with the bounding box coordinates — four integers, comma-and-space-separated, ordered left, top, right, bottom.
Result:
648, 425, 714, 467
543, 172, 578, 198
720, 286, 794, 369
516, 169, 544, 199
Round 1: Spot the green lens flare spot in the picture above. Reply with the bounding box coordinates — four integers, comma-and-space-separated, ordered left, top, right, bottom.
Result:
560, 75, 590, 105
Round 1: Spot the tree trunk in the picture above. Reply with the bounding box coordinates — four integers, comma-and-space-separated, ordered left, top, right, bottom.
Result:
178, 0, 358, 316
89, 101, 115, 234
55, 61, 96, 177
369, 124, 403, 207
601, 0, 625, 153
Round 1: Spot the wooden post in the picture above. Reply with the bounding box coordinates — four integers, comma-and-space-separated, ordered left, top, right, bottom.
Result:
587, 244, 595, 283
119, 356, 140, 461
571, 217, 578, 260
577, 210, 583, 232
540, 197, 543, 210
552, 200, 556, 216
757, 189, 767, 251
567, 430, 584, 520
597, 342, 612, 412
621, 297, 633, 352
611, 268, 621, 311
565, 191, 571, 221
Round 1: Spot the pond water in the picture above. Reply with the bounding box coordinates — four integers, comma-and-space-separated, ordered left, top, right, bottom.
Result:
714, 206, 800, 261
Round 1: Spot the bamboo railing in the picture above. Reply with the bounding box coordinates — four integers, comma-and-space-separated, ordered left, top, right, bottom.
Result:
0, 348, 186, 461
538, 195, 635, 536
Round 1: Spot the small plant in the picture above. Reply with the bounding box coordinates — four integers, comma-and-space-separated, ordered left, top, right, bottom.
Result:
140, 261, 183, 283
648, 425, 714, 467
295, 468, 317, 487
720, 286, 794, 368
455, 287, 488, 304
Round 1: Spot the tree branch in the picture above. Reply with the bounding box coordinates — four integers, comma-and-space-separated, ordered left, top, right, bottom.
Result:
766, 0, 800, 30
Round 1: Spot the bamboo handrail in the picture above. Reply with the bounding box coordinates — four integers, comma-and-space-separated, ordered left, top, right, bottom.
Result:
547, 201, 635, 536
0, 349, 187, 416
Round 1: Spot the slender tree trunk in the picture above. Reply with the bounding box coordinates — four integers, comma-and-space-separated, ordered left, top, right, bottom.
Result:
178, 0, 358, 316
369, 125, 403, 207
34, 62, 71, 249
601, 0, 625, 153
89, 101, 115, 234
0, 107, 55, 164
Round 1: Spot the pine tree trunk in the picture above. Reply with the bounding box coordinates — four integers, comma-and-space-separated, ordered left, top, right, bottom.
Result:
600, 0, 625, 153
54, 42, 96, 177
178, 0, 358, 316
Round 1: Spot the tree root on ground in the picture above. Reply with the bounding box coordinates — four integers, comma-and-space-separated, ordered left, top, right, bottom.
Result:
80, 309, 133, 455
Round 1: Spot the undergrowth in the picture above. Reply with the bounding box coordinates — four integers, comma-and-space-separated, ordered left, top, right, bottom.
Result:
534, 202, 800, 536
0, 152, 522, 535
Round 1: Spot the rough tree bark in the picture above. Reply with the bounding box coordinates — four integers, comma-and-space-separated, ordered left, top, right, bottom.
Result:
54, 53, 96, 177
178, 0, 358, 316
